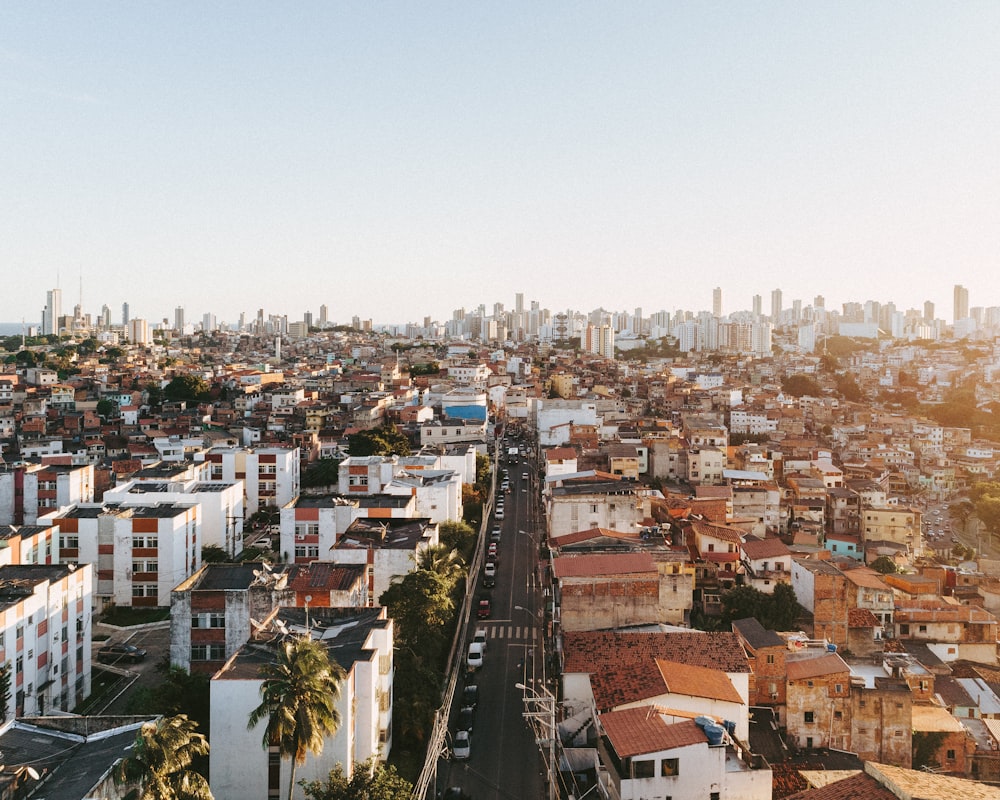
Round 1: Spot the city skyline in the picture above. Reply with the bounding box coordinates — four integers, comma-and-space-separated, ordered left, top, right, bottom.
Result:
4, 4, 1000, 323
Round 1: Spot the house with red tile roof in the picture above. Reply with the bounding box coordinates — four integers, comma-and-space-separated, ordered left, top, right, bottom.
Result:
562, 630, 752, 741
598, 707, 771, 800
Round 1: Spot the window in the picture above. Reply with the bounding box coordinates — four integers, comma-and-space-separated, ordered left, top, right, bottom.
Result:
134, 535, 158, 549
710, 793, 720, 800
660, 758, 679, 777
834, 711, 843, 720
834, 683, 843, 693
192, 613, 225, 629
766, 654, 775, 664
631, 759, 654, 779
947, 749, 956, 760
918, 624, 927, 633
804, 711, 815, 724
16, 624, 23, 640
900, 624, 910, 635
62, 535, 79, 549
132, 560, 158, 574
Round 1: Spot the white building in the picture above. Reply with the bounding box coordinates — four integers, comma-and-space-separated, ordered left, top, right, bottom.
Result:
103, 477, 245, 557
0, 563, 93, 716
598, 708, 771, 800
209, 607, 393, 800
535, 399, 600, 447
203, 446, 300, 516
46, 502, 201, 610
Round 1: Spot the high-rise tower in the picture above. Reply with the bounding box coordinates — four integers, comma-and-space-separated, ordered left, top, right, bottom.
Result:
42, 288, 62, 336
712, 287, 722, 317
954, 284, 969, 322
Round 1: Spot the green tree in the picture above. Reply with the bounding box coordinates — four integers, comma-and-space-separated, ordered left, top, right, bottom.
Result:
302, 458, 342, 488
97, 398, 115, 418
112, 714, 213, 800
125, 666, 212, 734
415, 544, 465, 587
833, 373, 863, 402
248, 636, 346, 800
439, 520, 476, 563
163, 374, 210, 403
971, 482, 1000, 534
379, 570, 455, 650
768, 583, 802, 630
348, 423, 411, 457
0, 662, 11, 721
870, 555, 898, 575
201, 545, 229, 564
781, 374, 822, 397
300, 758, 413, 800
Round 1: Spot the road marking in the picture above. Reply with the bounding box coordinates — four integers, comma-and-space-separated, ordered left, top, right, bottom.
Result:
482, 623, 536, 641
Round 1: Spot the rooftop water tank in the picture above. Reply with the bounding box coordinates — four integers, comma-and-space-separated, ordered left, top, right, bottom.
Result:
704, 723, 725, 746
827, 643, 838, 653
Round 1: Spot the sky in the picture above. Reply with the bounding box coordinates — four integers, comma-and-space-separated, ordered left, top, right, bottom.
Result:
2, 2, 1000, 327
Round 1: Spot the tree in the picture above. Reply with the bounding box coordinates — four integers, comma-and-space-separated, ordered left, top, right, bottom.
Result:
781, 374, 822, 397
870, 555, 898, 575
439, 520, 476, 563
201, 545, 229, 564
300, 758, 413, 800
0, 662, 10, 721
302, 458, 342, 488
415, 544, 465, 587
163, 374, 210, 403
833, 373, 863, 402
248, 636, 346, 800
347, 423, 411, 457
112, 714, 213, 800
97, 398, 115, 418
125, 666, 212, 734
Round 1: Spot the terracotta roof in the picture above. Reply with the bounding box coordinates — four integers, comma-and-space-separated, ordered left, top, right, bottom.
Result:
847, 608, 881, 628
895, 605, 996, 624
600, 708, 707, 758
786, 653, 849, 681
548, 527, 637, 548
656, 659, 743, 704
785, 771, 895, 800
841, 567, 890, 590
741, 536, 792, 560
563, 631, 750, 711
553, 552, 657, 579
691, 521, 746, 544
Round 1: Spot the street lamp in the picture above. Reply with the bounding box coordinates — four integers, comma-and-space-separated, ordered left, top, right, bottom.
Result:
515, 681, 558, 800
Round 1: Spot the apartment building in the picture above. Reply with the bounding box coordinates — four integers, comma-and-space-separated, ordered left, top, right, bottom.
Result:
210, 607, 393, 800
0, 523, 60, 566
203, 446, 299, 516
0, 463, 95, 526
0, 563, 93, 717
48, 502, 201, 610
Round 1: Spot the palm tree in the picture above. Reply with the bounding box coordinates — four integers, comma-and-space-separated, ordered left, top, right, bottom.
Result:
112, 714, 213, 800
415, 543, 464, 586
248, 635, 346, 800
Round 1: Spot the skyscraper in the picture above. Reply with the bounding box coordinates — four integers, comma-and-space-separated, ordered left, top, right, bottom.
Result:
752, 294, 762, 318
174, 306, 185, 332
713, 287, 722, 317
42, 288, 62, 336
515, 293, 524, 314
122, 302, 130, 327
954, 284, 969, 322
923, 301, 934, 321
770, 289, 783, 324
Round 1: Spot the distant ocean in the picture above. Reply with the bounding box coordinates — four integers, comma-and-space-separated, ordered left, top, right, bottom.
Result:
0, 323, 39, 337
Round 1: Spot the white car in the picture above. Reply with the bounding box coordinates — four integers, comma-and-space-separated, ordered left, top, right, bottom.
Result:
467, 642, 484, 670
453, 729, 471, 760
473, 628, 488, 652
484, 562, 496, 578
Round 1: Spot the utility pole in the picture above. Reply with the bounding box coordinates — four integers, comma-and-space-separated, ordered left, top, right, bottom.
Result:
517, 681, 558, 800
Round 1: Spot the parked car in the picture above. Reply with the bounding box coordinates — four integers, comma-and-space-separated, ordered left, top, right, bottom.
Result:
484, 561, 496, 578
482, 574, 496, 589
494, 507, 504, 520
458, 705, 475, 734
477, 598, 492, 619
488, 543, 499, 560
97, 643, 147, 664
467, 642, 484, 670
453, 729, 471, 760
473, 628, 488, 652
462, 683, 479, 709
490, 527, 501, 542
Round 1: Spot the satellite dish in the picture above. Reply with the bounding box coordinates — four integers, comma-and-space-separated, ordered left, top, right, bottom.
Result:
26, 767, 39, 780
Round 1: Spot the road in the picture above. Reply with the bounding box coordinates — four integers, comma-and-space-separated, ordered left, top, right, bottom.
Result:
436, 451, 547, 800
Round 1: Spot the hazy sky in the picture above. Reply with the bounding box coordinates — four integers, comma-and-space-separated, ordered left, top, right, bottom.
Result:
3, 2, 999, 326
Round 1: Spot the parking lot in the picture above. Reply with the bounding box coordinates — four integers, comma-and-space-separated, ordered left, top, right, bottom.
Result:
90, 623, 170, 715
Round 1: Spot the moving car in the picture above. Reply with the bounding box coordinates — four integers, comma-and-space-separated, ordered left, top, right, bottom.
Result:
467, 641, 484, 670
97, 643, 147, 664
477, 598, 492, 619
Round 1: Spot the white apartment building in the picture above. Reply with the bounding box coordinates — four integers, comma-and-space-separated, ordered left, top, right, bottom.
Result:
0, 462, 95, 526
210, 607, 393, 800
203, 446, 299, 516
46, 503, 201, 610
0, 563, 93, 717
103, 477, 244, 557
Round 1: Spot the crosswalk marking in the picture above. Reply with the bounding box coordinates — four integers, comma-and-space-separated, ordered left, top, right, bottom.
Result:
482, 623, 536, 641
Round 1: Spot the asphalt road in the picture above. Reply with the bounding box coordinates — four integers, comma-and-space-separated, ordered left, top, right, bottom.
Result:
437, 453, 547, 800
